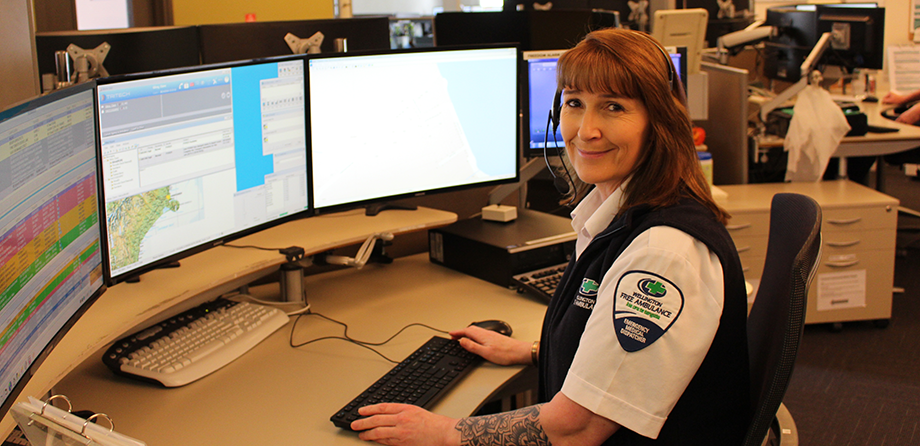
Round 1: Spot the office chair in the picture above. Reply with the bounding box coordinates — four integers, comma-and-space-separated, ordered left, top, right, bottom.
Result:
743, 193, 822, 446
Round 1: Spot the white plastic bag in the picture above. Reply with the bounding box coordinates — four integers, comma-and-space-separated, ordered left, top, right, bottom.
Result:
783, 85, 851, 182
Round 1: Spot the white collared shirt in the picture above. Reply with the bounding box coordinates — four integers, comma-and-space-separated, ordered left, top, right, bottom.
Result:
561, 187, 726, 439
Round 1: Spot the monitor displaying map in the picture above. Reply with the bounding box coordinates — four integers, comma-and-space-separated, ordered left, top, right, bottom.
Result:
95, 55, 311, 283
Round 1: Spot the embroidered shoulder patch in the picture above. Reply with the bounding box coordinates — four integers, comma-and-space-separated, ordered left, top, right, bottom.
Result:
572, 278, 599, 310
613, 271, 684, 352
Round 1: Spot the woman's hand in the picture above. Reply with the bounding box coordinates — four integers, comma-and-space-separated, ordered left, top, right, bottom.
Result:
449, 326, 533, 366
352, 403, 459, 446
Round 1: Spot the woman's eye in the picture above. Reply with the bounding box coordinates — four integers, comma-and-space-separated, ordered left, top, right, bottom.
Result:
606, 102, 625, 112
564, 99, 581, 108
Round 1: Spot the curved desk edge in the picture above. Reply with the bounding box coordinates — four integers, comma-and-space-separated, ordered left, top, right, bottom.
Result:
0, 207, 457, 437
45, 253, 547, 445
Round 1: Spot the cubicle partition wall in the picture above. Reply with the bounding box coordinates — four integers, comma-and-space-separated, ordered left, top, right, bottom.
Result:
696, 62, 749, 185
34, 18, 393, 89
434, 10, 619, 50
35, 26, 201, 83
198, 17, 391, 64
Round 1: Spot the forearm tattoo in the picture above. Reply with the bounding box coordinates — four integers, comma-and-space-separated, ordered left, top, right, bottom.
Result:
456, 404, 551, 446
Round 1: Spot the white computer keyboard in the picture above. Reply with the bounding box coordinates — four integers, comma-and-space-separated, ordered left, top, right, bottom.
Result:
102, 298, 289, 387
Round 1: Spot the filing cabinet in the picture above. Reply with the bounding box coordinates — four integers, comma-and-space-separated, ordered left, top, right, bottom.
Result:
716, 180, 898, 325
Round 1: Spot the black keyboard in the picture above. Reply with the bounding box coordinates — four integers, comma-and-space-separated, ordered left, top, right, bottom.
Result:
866, 124, 900, 134
512, 263, 568, 300
331, 336, 481, 430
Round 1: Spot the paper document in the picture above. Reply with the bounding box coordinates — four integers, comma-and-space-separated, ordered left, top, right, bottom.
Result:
887, 45, 920, 93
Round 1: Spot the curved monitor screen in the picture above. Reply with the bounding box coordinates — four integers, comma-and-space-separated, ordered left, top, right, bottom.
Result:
0, 82, 105, 415
308, 46, 520, 212
95, 56, 310, 283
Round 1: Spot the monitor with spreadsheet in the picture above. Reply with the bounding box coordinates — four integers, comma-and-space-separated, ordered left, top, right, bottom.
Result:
0, 82, 106, 415
308, 46, 520, 214
522, 47, 687, 158
95, 55, 311, 284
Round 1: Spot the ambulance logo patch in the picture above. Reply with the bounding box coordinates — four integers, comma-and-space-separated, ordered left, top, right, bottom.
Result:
613, 271, 684, 352
573, 279, 599, 310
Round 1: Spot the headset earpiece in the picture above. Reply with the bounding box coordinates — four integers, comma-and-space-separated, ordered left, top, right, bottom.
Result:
649, 37, 676, 91
552, 88, 562, 133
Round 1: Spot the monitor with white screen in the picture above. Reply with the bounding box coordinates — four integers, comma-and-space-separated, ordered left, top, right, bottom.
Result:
308, 46, 520, 214
0, 82, 106, 415
95, 55, 311, 284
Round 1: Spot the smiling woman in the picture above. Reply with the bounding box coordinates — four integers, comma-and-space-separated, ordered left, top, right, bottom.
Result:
558, 90, 648, 197
350, 28, 752, 446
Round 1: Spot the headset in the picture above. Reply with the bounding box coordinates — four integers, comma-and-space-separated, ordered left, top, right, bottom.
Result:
545, 33, 677, 199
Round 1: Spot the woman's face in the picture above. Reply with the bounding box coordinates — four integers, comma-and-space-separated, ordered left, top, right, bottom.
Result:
560, 88, 649, 198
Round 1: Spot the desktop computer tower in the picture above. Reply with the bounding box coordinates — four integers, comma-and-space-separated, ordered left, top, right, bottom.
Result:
429, 209, 576, 288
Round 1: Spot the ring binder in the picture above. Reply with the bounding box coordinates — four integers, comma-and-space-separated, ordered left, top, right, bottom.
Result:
42, 395, 73, 415
10, 395, 145, 446
81, 413, 114, 435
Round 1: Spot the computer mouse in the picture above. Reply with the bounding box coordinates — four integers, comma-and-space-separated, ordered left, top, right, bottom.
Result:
470, 319, 513, 336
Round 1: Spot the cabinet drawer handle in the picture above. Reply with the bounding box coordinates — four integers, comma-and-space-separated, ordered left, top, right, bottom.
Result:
826, 260, 860, 268
827, 217, 862, 226
726, 223, 752, 231
736, 246, 752, 254
826, 240, 860, 248
742, 266, 750, 273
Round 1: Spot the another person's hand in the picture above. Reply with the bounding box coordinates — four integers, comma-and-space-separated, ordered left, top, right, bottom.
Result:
449, 325, 532, 366
352, 403, 459, 446
896, 102, 920, 125
882, 91, 910, 105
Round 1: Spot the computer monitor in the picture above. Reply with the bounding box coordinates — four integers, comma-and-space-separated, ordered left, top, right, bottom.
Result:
651, 8, 708, 74
764, 4, 883, 82
681, 0, 754, 47
523, 50, 566, 158
308, 46, 520, 214
0, 82, 106, 416
816, 4, 885, 71
95, 55, 311, 284
521, 46, 687, 158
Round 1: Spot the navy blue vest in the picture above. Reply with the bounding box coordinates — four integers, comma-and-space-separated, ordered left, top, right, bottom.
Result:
538, 198, 750, 445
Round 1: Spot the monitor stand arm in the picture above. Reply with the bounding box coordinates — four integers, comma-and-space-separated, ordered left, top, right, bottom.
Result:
364, 202, 417, 216
759, 32, 833, 122
488, 157, 548, 205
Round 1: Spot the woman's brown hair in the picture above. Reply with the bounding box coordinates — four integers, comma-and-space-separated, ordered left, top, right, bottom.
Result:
556, 28, 729, 225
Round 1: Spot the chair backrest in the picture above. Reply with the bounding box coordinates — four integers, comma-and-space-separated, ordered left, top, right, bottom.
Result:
743, 193, 822, 446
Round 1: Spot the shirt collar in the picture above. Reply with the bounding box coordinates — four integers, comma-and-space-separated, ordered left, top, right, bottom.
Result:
570, 182, 628, 239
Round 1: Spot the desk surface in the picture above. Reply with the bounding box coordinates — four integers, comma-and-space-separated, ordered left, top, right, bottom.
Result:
50, 254, 548, 445
757, 98, 920, 157
0, 207, 459, 438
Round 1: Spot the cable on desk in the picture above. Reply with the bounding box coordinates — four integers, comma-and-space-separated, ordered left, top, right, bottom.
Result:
290, 312, 449, 363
